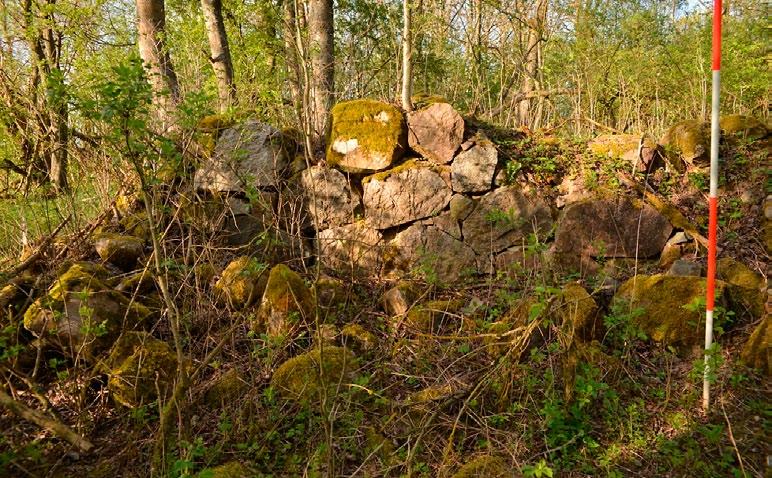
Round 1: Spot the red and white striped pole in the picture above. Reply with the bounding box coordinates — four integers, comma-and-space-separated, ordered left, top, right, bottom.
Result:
703, 0, 722, 412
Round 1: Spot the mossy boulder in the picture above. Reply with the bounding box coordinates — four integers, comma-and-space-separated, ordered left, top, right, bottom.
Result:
405, 299, 466, 332
588, 134, 663, 173
255, 264, 315, 338
312, 275, 348, 309
613, 274, 728, 348
450, 455, 510, 478
380, 281, 418, 316
411, 93, 448, 109
720, 114, 768, 140
115, 269, 155, 295
0, 273, 35, 321
203, 368, 248, 407
23, 262, 151, 358
327, 100, 407, 173
196, 461, 253, 478
555, 283, 602, 342
213, 256, 268, 308
340, 323, 377, 352
119, 211, 150, 240
740, 317, 770, 375
94, 233, 144, 270
106, 331, 178, 408
270, 346, 356, 404
660, 120, 710, 167
196, 114, 236, 134
717, 257, 765, 319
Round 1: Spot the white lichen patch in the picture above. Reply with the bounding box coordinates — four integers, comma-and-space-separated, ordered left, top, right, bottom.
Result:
333, 138, 360, 155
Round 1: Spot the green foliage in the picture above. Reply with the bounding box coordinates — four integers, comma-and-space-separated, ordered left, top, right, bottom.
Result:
522, 459, 554, 478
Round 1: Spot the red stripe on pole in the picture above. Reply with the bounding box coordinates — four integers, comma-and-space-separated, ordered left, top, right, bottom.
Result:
706, 196, 718, 310
712, 0, 723, 70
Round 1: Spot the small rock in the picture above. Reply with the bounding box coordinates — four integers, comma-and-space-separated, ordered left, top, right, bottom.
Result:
94, 233, 144, 270
270, 346, 356, 403
667, 259, 703, 277
720, 114, 768, 140
340, 323, 377, 351
213, 256, 268, 308
381, 282, 417, 316
255, 264, 315, 338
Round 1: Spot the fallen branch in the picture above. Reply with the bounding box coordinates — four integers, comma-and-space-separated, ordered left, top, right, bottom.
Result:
0, 389, 94, 452
1, 214, 71, 282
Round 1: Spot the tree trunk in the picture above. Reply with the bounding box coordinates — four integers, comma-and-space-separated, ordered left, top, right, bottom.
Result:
517, 0, 547, 128
200, 0, 235, 112
308, 0, 334, 143
401, 0, 413, 112
283, 0, 302, 121
136, 0, 180, 126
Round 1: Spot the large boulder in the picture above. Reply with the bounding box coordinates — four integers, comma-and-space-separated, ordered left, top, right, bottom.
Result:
194, 120, 289, 192
363, 160, 452, 229
717, 257, 765, 319
451, 136, 498, 193
318, 221, 384, 275
406, 102, 464, 164
23, 262, 151, 357
720, 114, 768, 140
213, 256, 269, 308
388, 223, 479, 284
255, 264, 315, 338
660, 120, 710, 167
106, 331, 178, 408
553, 197, 672, 260
298, 165, 361, 229
270, 346, 356, 403
613, 274, 728, 348
740, 317, 770, 375
462, 185, 552, 255
94, 233, 144, 270
326, 100, 406, 173
588, 134, 663, 172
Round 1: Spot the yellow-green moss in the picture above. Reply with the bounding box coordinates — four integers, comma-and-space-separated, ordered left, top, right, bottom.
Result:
340, 323, 377, 351
196, 461, 253, 478
106, 331, 178, 408
116, 269, 155, 295
94, 232, 144, 269
326, 99, 406, 170
717, 257, 765, 318
115, 193, 142, 216
408, 384, 453, 404
270, 346, 356, 403
214, 256, 268, 308
588, 134, 656, 158
256, 264, 315, 337
411, 93, 449, 109
614, 274, 727, 348
720, 114, 768, 139
556, 283, 601, 342
660, 120, 710, 164
740, 317, 770, 375
406, 299, 465, 332
197, 114, 235, 133
119, 211, 150, 240
313, 275, 348, 309
451, 455, 509, 478
361, 159, 446, 184
204, 368, 248, 406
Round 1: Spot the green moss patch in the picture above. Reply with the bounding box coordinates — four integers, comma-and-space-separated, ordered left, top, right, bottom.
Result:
270, 346, 357, 404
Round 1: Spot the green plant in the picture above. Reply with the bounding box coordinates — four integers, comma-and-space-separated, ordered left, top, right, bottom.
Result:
522, 459, 554, 478
602, 301, 647, 355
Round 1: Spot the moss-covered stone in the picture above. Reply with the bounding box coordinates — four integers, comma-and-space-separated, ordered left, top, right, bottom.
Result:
660, 119, 710, 167
106, 331, 178, 408
0, 273, 35, 321
719, 114, 768, 140
119, 211, 150, 241
408, 384, 453, 404
740, 317, 770, 375
451, 455, 509, 478
213, 256, 268, 308
203, 368, 248, 407
556, 283, 602, 342
326, 99, 407, 173
717, 257, 765, 319
196, 461, 253, 478
380, 281, 418, 317
115, 269, 155, 295
255, 264, 315, 338
613, 274, 728, 348
405, 299, 465, 332
270, 346, 356, 404
340, 323, 377, 351
23, 262, 151, 358
94, 232, 144, 270
115, 193, 142, 217
197, 114, 235, 134
312, 275, 348, 309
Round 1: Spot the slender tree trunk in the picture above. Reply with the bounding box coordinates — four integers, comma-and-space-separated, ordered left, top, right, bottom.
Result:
401, 0, 413, 111
283, 0, 302, 123
136, 0, 180, 125
517, 0, 547, 128
200, 0, 235, 112
308, 0, 334, 143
